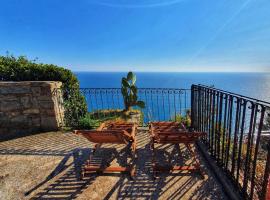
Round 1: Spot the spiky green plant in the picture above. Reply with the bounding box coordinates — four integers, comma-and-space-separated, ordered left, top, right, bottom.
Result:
121, 71, 145, 111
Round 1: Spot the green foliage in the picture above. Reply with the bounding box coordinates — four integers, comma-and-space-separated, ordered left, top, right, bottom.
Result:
63, 88, 87, 127
89, 109, 144, 125
77, 110, 125, 129
77, 114, 100, 129
0, 54, 87, 127
0, 55, 77, 90
121, 71, 145, 111
89, 109, 123, 121
172, 109, 191, 128
174, 114, 191, 128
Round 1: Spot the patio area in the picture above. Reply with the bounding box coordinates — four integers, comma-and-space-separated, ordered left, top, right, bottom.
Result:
0, 129, 227, 200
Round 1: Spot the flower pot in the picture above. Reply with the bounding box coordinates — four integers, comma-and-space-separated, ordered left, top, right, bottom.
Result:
127, 112, 141, 125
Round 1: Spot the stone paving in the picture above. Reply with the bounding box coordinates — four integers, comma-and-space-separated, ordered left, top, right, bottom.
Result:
0, 129, 227, 200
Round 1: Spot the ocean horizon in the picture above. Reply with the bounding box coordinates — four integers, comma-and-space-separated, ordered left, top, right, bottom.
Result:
75, 72, 270, 102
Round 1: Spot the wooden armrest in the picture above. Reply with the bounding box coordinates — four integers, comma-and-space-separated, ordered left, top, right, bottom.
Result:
74, 130, 89, 135
97, 122, 106, 131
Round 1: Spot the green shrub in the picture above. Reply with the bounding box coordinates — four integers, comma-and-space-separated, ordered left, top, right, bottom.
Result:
77, 114, 100, 129
63, 88, 87, 127
0, 55, 87, 127
172, 109, 191, 128
174, 114, 191, 128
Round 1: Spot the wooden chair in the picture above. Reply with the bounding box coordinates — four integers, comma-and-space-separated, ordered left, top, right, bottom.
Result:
74, 122, 137, 177
149, 121, 206, 178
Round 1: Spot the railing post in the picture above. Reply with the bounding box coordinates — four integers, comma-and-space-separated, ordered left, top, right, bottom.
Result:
191, 84, 195, 129
261, 135, 270, 200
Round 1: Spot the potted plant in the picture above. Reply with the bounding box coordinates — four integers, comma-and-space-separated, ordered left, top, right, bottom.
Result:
121, 71, 145, 124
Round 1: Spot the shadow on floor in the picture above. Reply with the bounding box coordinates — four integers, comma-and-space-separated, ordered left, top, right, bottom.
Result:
27, 146, 135, 199
0, 132, 91, 156
1, 131, 226, 199
101, 144, 218, 200
24, 146, 203, 199
28, 148, 93, 199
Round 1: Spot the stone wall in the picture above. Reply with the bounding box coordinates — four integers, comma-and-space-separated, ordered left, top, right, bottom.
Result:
0, 81, 64, 140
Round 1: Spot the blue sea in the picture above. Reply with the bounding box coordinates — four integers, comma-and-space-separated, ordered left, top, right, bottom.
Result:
75, 72, 270, 102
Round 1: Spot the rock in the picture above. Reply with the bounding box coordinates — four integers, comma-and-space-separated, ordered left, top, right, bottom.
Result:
31, 87, 41, 96
20, 96, 32, 108
0, 100, 20, 112
31, 117, 41, 126
39, 101, 55, 109
40, 117, 58, 131
0, 86, 31, 94
40, 109, 56, 116
23, 109, 40, 114
10, 115, 28, 124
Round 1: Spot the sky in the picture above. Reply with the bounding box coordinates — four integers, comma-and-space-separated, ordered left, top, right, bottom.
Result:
0, 0, 270, 72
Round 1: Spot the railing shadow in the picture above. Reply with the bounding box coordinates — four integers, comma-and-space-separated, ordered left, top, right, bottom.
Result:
102, 144, 206, 200
29, 148, 94, 199
26, 145, 134, 199
25, 153, 72, 196
1, 131, 225, 199
0, 132, 90, 156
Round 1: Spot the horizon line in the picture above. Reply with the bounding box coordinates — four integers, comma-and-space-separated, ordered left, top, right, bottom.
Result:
72, 70, 269, 73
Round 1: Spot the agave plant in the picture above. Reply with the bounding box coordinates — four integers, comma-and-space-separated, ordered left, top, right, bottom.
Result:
121, 71, 145, 112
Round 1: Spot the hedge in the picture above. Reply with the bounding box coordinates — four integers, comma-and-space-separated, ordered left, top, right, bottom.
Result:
0, 55, 87, 127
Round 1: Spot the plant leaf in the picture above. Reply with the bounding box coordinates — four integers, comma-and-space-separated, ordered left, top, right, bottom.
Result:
121, 87, 128, 96
136, 101, 145, 108
131, 73, 136, 85
122, 78, 130, 87
127, 71, 133, 81
130, 85, 137, 94
133, 94, 138, 102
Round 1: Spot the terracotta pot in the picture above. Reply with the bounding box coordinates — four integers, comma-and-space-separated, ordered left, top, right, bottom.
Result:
127, 112, 141, 124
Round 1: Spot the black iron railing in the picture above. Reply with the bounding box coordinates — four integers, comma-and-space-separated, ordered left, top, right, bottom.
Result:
80, 88, 191, 124
53, 88, 191, 127
191, 84, 270, 200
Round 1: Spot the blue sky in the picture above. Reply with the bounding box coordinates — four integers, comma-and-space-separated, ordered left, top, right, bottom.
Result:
0, 0, 270, 72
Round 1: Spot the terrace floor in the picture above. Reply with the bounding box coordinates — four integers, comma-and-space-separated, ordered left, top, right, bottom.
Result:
0, 129, 227, 200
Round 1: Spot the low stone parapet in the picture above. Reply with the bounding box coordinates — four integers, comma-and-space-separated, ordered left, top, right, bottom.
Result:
0, 81, 64, 140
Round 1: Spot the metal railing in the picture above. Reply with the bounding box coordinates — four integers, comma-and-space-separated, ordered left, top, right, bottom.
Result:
191, 84, 270, 200
80, 88, 191, 124
53, 87, 191, 127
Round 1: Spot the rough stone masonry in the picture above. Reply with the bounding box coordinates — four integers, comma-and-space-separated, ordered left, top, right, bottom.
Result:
0, 81, 64, 140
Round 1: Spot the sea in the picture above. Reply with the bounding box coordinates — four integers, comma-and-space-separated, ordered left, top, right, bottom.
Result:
75, 72, 270, 102
74, 72, 270, 123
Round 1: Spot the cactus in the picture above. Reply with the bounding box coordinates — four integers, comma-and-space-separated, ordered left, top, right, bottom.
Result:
121, 71, 145, 111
